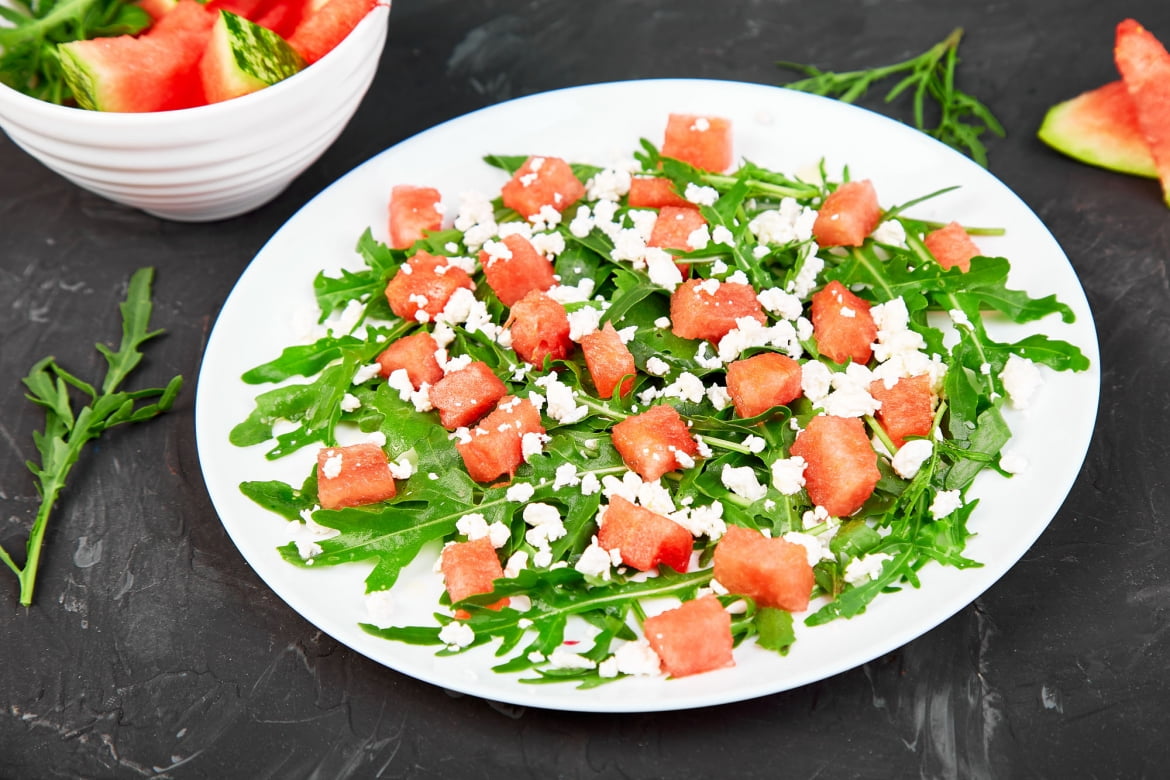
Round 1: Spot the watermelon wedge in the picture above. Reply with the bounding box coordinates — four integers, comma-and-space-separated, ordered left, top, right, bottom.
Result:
200, 10, 305, 103
1037, 81, 1157, 179
1114, 19, 1170, 206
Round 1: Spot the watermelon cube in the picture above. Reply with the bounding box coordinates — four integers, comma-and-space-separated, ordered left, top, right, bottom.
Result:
1115, 19, 1170, 207
287, 0, 378, 64
628, 176, 692, 209
481, 233, 557, 307
669, 278, 766, 343
789, 414, 879, 517
649, 205, 707, 276
376, 331, 444, 389
456, 396, 545, 483
660, 114, 734, 173
812, 180, 882, 247
642, 595, 734, 678
441, 536, 510, 618
580, 322, 636, 400
810, 280, 876, 366
725, 351, 803, 418
610, 404, 699, 482
869, 374, 935, 449
712, 525, 814, 612
389, 185, 443, 250
923, 221, 981, 272
597, 495, 693, 572
428, 360, 506, 430
500, 156, 586, 219
384, 251, 474, 323
315, 442, 396, 510
506, 291, 574, 367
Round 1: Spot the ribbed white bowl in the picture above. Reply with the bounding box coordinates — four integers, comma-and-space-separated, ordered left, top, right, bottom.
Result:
0, 3, 390, 222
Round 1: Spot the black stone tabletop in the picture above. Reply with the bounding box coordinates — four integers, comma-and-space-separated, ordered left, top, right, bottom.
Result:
3, 1, 1169, 777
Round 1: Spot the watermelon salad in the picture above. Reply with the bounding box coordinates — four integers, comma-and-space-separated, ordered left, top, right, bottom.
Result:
49, 0, 379, 111
231, 113, 1090, 684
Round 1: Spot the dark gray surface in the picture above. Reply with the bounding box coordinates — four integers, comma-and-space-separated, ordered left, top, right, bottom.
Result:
2, 1, 1168, 777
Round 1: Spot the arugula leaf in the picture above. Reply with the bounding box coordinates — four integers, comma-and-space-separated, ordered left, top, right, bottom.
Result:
0, 268, 181, 606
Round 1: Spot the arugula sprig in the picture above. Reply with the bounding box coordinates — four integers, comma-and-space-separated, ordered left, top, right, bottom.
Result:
0, 0, 150, 105
777, 28, 1006, 167
0, 268, 182, 606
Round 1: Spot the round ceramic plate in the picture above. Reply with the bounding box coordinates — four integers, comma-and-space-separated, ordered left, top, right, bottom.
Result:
195, 79, 1100, 713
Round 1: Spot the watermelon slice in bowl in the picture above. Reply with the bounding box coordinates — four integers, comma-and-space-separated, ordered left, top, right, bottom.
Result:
0, 1, 390, 221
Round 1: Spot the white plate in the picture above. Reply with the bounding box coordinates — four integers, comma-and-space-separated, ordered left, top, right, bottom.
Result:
195, 79, 1100, 713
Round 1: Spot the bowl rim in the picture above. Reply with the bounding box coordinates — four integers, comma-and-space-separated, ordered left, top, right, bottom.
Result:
0, 2, 390, 126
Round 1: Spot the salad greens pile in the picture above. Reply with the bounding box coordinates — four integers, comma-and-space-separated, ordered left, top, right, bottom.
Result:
231, 134, 1088, 687
0, 0, 150, 104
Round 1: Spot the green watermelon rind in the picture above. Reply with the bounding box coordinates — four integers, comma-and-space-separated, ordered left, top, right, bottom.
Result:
57, 42, 105, 111
1037, 83, 1158, 180
205, 10, 306, 100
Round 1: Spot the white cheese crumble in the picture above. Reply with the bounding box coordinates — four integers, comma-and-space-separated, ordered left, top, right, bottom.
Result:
720, 464, 768, 501
339, 393, 361, 412
645, 356, 670, 376
843, 553, 892, 586
505, 483, 535, 503
321, 452, 343, 480
598, 639, 662, 678
930, 489, 963, 519
548, 648, 597, 670
352, 363, 382, 385
1000, 354, 1042, 410
770, 456, 807, 495
891, 439, 934, 479
782, 531, 835, 566
438, 621, 475, 649
871, 220, 907, 247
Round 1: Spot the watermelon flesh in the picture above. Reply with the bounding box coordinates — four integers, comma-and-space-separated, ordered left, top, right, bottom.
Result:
1114, 19, 1170, 206
1037, 80, 1157, 179
200, 10, 305, 104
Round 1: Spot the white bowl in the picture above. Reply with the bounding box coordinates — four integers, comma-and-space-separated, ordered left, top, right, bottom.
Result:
0, 3, 390, 222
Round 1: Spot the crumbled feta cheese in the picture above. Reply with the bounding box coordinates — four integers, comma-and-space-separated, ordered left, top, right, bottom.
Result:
579, 473, 601, 495
770, 456, 807, 495
930, 489, 963, 519
575, 537, 615, 579
438, 621, 475, 648
504, 551, 529, 578
505, 483, 535, 503
1001, 354, 1042, 410
801, 360, 833, 403
891, 439, 934, 479
456, 512, 490, 540
645, 356, 670, 377
340, 393, 361, 412
364, 589, 396, 629
646, 248, 684, 291
948, 308, 972, 329
586, 167, 633, 202
604, 639, 662, 677
786, 246, 824, 299
871, 220, 907, 246
654, 316, 672, 329
999, 448, 1029, 475
662, 371, 706, 404
783, 531, 835, 566
352, 363, 382, 385
521, 431, 550, 463
712, 225, 735, 246
388, 456, 416, 480
548, 648, 597, 670
720, 464, 767, 501
534, 373, 588, 423
843, 553, 892, 586
321, 452, 343, 480
742, 435, 766, 454
706, 383, 731, 410
694, 341, 723, 369
668, 501, 726, 540
553, 462, 581, 489
684, 182, 719, 206
756, 287, 803, 321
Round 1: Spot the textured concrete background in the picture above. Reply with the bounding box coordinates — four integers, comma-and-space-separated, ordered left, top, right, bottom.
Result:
2, 1, 1168, 777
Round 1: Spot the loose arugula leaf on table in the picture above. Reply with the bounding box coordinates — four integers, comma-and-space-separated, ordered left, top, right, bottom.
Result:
0, 268, 181, 606
777, 27, 1005, 167
0, 0, 150, 105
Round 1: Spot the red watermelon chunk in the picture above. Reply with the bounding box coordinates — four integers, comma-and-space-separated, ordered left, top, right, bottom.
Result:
642, 595, 734, 678
1114, 19, 1170, 207
579, 322, 636, 400
481, 233, 557, 307
384, 251, 475, 323
287, 0, 378, 64
507, 291, 574, 367
252, 0, 310, 38
923, 221, 981, 273
649, 205, 707, 276
610, 404, 699, 482
456, 396, 544, 483
315, 442, 396, 510
726, 351, 803, 419
870, 374, 935, 449
810, 280, 876, 366
789, 414, 879, 517
661, 114, 734, 173
597, 495, 693, 572
628, 176, 692, 209
389, 185, 443, 250
812, 180, 882, 247
500, 156, 586, 219
669, 278, 766, 343
428, 360, 506, 430
376, 331, 444, 389
712, 525, 814, 612
441, 537, 509, 618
